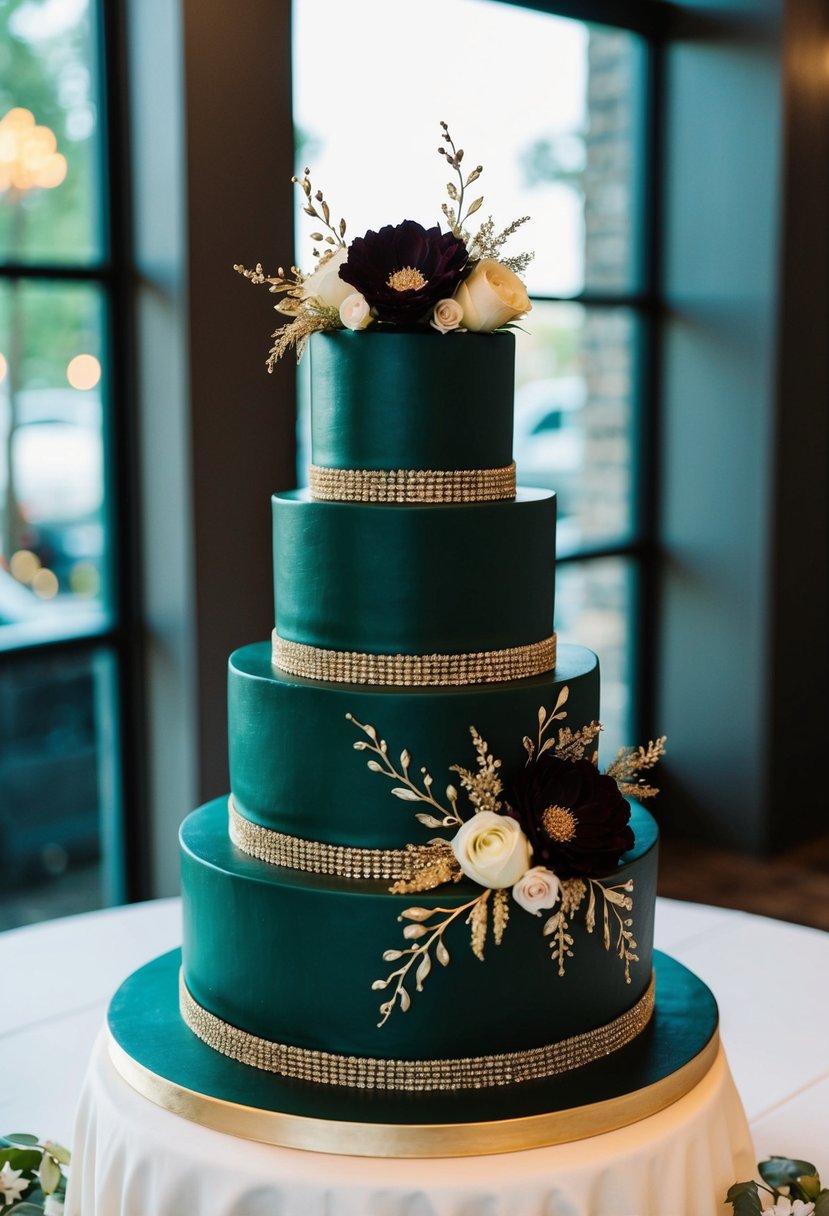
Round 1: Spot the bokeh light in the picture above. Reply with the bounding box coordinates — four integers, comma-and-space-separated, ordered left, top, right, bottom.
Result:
0, 108, 67, 193
10, 548, 41, 584
67, 353, 101, 390
32, 567, 59, 599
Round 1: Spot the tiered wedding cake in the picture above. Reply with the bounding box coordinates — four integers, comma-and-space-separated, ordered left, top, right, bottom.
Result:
105, 133, 729, 1162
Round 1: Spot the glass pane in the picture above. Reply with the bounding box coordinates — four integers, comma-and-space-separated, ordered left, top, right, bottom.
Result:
514, 301, 637, 554
292, 1, 644, 298
0, 278, 110, 644
555, 557, 635, 760
0, 645, 121, 929
0, 0, 102, 264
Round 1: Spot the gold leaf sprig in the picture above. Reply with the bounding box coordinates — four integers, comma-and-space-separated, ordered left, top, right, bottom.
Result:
523, 686, 570, 762
450, 726, 503, 815
372, 892, 490, 1026
467, 214, 534, 275
437, 120, 483, 241
605, 737, 667, 800
544, 878, 585, 976
291, 167, 347, 261
587, 878, 637, 983
346, 713, 464, 829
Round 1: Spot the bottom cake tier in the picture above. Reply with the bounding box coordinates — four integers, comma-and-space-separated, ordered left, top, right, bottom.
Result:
105, 946, 724, 1157
180, 797, 658, 1072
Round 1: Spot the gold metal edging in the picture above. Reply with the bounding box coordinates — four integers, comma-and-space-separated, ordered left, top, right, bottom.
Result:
308, 462, 517, 504
178, 972, 655, 1092
106, 1027, 722, 1159
271, 631, 558, 687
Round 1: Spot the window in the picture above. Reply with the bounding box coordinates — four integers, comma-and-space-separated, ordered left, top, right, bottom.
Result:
292, 0, 657, 755
0, 0, 131, 927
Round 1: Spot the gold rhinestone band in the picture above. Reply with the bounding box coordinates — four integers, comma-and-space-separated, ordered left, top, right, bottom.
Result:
272, 631, 557, 687
180, 972, 655, 1092
308, 462, 517, 504
229, 797, 431, 880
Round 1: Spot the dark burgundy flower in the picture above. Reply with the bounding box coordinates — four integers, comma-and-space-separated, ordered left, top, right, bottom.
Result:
339, 220, 468, 324
505, 754, 633, 879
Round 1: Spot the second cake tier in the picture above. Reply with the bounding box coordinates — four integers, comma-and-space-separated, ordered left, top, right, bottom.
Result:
272, 488, 556, 658
229, 641, 599, 849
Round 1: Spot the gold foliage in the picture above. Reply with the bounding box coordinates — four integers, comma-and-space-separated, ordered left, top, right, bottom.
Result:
468, 890, 490, 961
606, 737, 667, 800
389, 842, 462, 895
265, 304, 340, 370
347, 712, 463, 829
493, 888, 510, 945
450, 726, 503, 815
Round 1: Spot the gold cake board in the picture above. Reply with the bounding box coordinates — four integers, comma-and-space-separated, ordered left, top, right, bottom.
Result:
106, 948, 721, 1158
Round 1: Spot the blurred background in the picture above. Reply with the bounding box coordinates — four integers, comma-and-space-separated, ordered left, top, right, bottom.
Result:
0, 0, 826, 930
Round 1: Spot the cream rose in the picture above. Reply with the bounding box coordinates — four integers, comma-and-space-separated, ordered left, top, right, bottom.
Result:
512, 866, 561, 916
430, 297, 464, 334
339, 291, 372, 331
453, 258, 532, 332
451, 811, 532, 889
302, 246, 353, 310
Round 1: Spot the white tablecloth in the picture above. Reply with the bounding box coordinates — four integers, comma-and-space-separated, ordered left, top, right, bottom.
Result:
3, 898, 829, 1211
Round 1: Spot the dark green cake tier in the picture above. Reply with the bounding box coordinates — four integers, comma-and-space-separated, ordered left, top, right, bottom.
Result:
272, 488, 556, 655
181, 798, 657, 1062
309, 330, 514, 472
229, 640, 598, 848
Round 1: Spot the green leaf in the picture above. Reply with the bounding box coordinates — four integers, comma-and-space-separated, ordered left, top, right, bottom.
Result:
1, 1134, 40, 1147
0, 1147, 42, 1172
39, 1151, 62, 1193
7, 1205, 47, 1215
43, 1141, 71, 1166
759, 1158, 818, 1188
724, 1180, 763, 1216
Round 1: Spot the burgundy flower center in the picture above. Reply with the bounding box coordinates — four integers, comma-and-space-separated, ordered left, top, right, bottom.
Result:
542, 804, 578, 842
386, 265, 428, 292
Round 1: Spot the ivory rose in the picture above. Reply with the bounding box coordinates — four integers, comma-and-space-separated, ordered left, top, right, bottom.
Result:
302, 246, 353, 310
339, 291, 372, 331
512, 866, 561, 916
430, 297, 464, 334
453, 258, 531, 332
451, 811, 531, 889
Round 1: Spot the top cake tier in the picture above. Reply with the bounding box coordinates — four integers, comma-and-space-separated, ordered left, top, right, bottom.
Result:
308, 330, 514, 477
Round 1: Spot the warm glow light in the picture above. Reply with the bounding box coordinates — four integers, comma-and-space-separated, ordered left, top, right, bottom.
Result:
10, 548, 41, 584
0, 107, 67, 194
32, 567, 59, 599
67, 353, 101, 390
0, 352, 7, 383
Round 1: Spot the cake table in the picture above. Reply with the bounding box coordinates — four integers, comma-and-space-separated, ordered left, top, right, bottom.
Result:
67, 1027, 752, 1216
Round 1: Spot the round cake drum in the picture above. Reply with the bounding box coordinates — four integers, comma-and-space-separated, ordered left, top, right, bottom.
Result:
107, 948, 719, 1158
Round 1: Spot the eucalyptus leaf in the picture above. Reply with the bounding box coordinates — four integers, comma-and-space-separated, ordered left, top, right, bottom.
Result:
759, 1158, 818, 1188
724, 1180, 763, 1216
2, 1134, 40, 1147
39, 1152, 62, 1194
43, 1142, 71, 1167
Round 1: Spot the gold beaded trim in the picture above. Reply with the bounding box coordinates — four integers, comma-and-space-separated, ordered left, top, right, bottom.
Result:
308, 462, 517, 504
272, 631, 557, 687
228, 797, 428, 880
180, 972, 655, 1092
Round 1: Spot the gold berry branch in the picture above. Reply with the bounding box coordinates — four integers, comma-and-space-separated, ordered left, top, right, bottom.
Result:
438, 119, 483, 239
291, 168, 347, 260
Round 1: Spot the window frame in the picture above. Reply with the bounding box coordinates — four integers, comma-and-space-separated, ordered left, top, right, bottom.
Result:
0, 0, 146, 904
